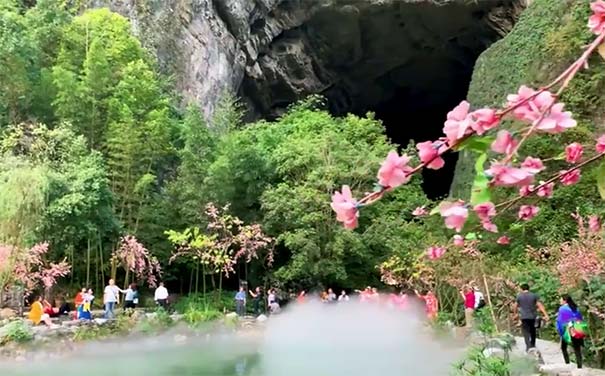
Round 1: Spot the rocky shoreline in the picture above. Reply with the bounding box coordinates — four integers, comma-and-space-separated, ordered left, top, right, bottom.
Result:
0, 308, 266, 363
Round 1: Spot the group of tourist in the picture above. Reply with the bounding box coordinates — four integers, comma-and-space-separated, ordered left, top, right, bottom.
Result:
512, 283, 587, 369
233, 285, 439, 320
28, 279, 171, 326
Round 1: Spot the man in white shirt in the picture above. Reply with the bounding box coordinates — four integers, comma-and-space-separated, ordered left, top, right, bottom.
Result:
154, 282, 169, 309
103, 279, 124, 319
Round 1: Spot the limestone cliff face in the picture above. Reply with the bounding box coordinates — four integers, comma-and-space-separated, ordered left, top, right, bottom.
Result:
102, 0, 525, 120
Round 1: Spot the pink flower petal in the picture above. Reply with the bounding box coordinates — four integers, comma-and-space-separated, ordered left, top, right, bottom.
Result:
377, 151, 414, 189
518, 205, 539, 221
439, 201, 469, 233
596, 134, 605, 153
496, 236, 510, 245
565, 143, 583, 164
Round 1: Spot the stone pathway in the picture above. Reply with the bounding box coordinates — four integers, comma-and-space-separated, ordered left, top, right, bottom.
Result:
513, 337, 605, 376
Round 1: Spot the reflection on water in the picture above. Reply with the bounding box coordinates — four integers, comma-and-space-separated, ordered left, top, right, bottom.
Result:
0, 300, 464, 376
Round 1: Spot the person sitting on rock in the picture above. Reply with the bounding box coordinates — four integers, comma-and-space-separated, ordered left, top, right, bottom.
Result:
78, 289, 94, 320
73, 287, 86, 319
28, 295, 53, 326
42, 298, 60, 318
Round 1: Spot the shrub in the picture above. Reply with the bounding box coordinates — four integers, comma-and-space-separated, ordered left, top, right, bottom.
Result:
182, 303, 222, 327
0, 320, 33, 344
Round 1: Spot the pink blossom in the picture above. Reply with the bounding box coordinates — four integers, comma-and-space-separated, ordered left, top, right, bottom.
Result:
589, 0, 605, 35
377, 151, 413, 188
416, 141, 445, 170
536, 102, 577, 134
521, 157, 545, 174
473, 202, 496, 222
519, 185, 532, 197
472, 201, 498, 232
439, 201, 469, 232
331, 185, 359, 229
453, 235, 464, 247
518, 205, 540, 221
559, 169, 581, 186
589, 215, 601, 233
507, 86, 576, 133
506, 86, 541, 121
482, 220, 498, 233
536, 182, 555, 198
565, 143, 583, 163
113, 236, 162, 287
496, 236, 510, 245
491, 130, 518, 155
486, 163, 535, 187
596, 134, 605, 153
427, 246, 446, 260
470, 108, 499, 135
443, 101, 473, 144
412, 206, 428, 216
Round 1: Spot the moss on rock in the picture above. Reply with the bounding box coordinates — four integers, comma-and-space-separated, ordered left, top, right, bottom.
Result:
451, 0, 605, 248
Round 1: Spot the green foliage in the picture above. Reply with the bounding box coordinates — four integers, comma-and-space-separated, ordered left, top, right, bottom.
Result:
135, 307, 174, 334
174, 292, 233, 314
182, 304, 223, 327
452, 346, 511, 376
470, 153, 490, 206
452, 0, 605, 259
0, 320, 34, 344
0, 156, 50, 245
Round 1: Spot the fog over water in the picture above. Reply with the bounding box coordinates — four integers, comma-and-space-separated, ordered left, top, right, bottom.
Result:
0, 298, 464, 375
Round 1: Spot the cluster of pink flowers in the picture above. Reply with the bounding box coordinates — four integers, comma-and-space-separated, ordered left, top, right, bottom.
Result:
112, 236, 162, 288
332, 2, 605, 262
557, 213, 605, 288
1, 243, 71, 296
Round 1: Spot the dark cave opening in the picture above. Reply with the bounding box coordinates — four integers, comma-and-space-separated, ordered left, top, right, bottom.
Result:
362, 71, 473, 200
240, 1, 520, 198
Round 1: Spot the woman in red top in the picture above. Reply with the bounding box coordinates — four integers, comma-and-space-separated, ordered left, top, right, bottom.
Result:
460, 286, 476, 328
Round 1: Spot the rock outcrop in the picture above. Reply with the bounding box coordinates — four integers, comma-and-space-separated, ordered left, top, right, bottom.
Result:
100, 0, 526, 120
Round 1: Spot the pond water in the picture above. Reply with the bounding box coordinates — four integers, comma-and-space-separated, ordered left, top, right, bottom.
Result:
0, 301, 464, 376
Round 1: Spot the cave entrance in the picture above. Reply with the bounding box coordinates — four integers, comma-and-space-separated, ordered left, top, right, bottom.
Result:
241, 1, 521, 198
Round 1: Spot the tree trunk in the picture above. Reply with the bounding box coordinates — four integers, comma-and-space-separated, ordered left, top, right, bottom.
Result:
86, 238, 91, 288
202, 264, 207, 297
195, 262, 200, 295
218, 272, 223, 305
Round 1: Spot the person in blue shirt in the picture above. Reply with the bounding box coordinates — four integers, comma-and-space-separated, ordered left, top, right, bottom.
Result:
235, 286, 247, 316
556, 294, 584, 369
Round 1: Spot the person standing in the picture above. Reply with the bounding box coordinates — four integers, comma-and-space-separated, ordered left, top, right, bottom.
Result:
416, 290, 439, 320
473, 286, 485, 311
327, 288, 337, 303
460, 285, 475, 328
235, 286, 246, 316
124, 283, 138, 309
338, 290, 349, 302
557, 294, 585, 369
79, 289, 94, 320
154, 282, 169, 309
103, 279, 124, 319
513, 283, 550, 351
249, 287, 262, 315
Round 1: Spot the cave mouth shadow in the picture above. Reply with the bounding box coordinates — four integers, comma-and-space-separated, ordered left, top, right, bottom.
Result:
239, 0, 516, 198
358, 81, 470, 200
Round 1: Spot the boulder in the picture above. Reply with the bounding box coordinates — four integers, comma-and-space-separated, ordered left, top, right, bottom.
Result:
0, 308, 16, 319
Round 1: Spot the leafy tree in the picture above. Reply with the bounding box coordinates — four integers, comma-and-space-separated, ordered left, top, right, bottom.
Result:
52, 8, 147, 148
0, 4, 36, 125
0, 123, 119, 286
105, 59, 174, 231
